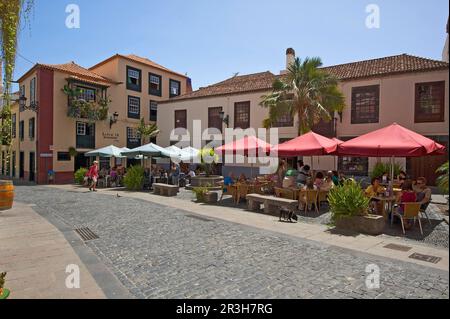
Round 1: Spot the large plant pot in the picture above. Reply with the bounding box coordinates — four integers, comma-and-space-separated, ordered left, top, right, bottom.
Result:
0, 180, 14, 212
187, 176, 223, 190
204, 192, 218, 204
335, 214, 385, 236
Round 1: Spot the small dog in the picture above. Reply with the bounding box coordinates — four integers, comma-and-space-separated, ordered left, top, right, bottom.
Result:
279, 208, 298, 222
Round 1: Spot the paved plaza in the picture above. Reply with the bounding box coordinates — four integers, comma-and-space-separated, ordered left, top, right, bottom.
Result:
5, 185, 448, 299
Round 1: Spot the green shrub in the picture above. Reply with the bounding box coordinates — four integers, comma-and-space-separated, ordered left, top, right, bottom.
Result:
123, 165, 144, 190
370, 162, 403, 179
436, 161, 449, 195
328, 179, 370, 222
192, 186, 209, 202
74, 168, 88, 185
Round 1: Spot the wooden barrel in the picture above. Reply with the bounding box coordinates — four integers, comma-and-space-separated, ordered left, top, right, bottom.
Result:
0, 180, 14, 211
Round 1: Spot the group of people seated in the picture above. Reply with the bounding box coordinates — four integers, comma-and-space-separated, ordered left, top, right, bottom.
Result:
97, 164, 126, 187
276, 160, 346, 192
365, 172, 432, 228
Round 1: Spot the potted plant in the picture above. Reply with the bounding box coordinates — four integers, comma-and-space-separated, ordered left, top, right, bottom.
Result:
68, 147, 78, 158
0, 272, 9, 299
192, 186, 209, 202
123, 165, 144, 191
328, 180, 384, 235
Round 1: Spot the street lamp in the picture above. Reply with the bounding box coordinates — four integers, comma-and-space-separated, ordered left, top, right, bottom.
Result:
109, 112, 119, 128
18, 96, 39, 112
219, 111, 230, 128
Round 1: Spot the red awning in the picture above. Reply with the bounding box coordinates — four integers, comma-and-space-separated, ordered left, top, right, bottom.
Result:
338, 123, 446, 157
272, 132, 339, 157
215, 135, 272, 156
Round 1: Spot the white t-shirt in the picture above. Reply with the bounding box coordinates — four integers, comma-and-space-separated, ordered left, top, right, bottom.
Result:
188, 170, 196, 178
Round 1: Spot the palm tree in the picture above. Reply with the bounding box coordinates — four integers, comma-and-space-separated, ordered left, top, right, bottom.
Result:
137, 118, 160, 145
260, 57, 345, 135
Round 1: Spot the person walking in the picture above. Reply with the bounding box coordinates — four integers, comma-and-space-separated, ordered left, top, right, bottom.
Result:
88, 161, 99, 192
171, 162, 180, 186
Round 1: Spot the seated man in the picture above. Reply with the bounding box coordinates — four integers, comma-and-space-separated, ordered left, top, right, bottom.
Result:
414, 177, 432, 211
223, 172, 235, 186
296, 165, 311, 187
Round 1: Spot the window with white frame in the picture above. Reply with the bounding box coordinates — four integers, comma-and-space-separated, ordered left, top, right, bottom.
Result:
169, 79, 181, 97
76, 122, 86, 135
128, 96, 140, 119
126, 66, 141, 91
149, 73, 162, 96
76, 86, 96, 102
150, 101, 158, 121
127, 127, 140, 139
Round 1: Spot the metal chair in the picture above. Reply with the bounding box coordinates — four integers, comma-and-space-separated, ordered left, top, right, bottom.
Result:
419, 202, 432, 226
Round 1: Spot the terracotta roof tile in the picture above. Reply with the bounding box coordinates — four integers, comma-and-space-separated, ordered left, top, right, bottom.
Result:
18, 62, 116, 86
162, 71, 276, 102
322, 54, 448, 81
161, 54, 448, 103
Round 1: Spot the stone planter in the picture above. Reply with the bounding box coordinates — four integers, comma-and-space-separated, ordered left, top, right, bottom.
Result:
335, 214, 385, 236
204, 192, 218, 204
187, 175, 223, 190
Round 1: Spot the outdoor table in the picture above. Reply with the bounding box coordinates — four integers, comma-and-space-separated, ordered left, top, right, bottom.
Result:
372, 195, 397, 220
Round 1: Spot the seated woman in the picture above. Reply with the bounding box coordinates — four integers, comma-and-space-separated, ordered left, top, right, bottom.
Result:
320, 171, 334, 191
394, 180, 416, 228
238, 173, 247, 183
365, 177, 386, 214
109, 166, 118, 186
381, 171, 390, 184
302, 178, 317, 191
397, 170, 407, 182
314, 172, 324, 189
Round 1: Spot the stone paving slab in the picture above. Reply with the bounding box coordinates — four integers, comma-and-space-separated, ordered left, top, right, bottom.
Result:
60, 185, 449, 272
0, 203, 105, 299
13, 185, 449, 299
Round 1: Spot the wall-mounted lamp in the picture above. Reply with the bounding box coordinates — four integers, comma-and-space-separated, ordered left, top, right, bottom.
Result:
219, 111, 230, 128
109, 112, 119, 128
18, 96, 39, 112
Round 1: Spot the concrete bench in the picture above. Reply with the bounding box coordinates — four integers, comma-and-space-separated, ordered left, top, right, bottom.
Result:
246, 193, 298, 217
153, 183, 179, 197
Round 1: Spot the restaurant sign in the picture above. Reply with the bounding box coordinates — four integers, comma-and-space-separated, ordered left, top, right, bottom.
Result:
102, 132, 120, 140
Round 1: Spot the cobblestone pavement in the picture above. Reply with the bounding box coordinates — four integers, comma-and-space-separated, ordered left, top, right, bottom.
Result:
14, 186, 449, 299
177, 189, 449, 249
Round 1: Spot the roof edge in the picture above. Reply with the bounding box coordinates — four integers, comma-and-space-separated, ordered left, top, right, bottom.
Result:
89, 54, 189, 79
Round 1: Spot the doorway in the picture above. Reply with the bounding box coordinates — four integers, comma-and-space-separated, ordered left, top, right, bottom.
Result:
29, 152, 35, 182
74, 152, 91, 171
19, 152, 24, 178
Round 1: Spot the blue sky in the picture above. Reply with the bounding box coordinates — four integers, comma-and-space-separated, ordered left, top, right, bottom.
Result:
13, 0, 449, 90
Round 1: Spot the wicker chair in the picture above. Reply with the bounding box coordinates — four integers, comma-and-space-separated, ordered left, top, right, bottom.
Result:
219, 183, 237, 202
235, 183, 250, 205
274, 187, 295, 200
298, 189, 319, 214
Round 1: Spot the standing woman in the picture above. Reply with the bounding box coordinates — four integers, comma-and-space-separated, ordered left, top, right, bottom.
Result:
276, 160, 287, 188
88, 161, 99, 192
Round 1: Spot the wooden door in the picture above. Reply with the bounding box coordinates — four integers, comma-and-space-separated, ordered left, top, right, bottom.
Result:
407, 137, 448, 186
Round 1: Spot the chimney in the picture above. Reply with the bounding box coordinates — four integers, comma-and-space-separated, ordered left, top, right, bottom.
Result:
286, 48, 296, 69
